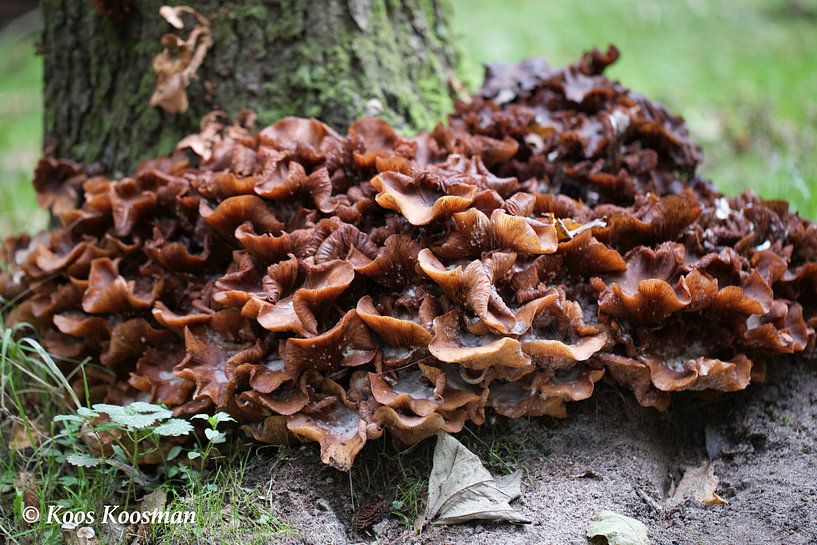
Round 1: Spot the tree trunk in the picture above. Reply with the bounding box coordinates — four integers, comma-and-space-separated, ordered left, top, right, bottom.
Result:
42, 0, 460, 175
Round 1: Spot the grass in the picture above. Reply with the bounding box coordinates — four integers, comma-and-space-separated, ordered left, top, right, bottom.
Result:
450, 0, 817, 218
0, 311, 108, 544
155, 449, 294, 545
350, 434, 435, 528
0, 27, 47, 237
0, 298, 295, 544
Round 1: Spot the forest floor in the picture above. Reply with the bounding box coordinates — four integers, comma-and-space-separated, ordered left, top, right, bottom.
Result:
241, 357, 817, 545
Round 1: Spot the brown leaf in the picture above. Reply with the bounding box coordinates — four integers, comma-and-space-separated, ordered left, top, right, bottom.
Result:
10, 420, 44, 451
427, 432, 529, 525
134, 489, 168, 540
351, 498, 390, 532
150, 6, 212, 113
667, 461, 727, 507
15, 471, 38, 508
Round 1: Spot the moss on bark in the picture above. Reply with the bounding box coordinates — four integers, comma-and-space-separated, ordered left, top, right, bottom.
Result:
42, 0, 460, 175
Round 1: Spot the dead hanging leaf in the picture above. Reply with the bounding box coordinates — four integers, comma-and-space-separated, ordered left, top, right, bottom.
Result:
158, 5, 185, 28
667, 460, 727, 507
175, 110, 228, 160
149, 5, 212, 114
586, 510, 650, 545
425, 431, 530, 525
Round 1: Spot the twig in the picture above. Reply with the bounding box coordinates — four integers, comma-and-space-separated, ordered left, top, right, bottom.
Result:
636, 487, 664, 513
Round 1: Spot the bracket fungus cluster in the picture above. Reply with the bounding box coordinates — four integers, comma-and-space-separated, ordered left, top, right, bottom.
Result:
2, 47, 815, 470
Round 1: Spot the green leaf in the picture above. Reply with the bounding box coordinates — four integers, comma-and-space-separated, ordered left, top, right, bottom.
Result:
587, 510, 650, 545
126, 401, 167, 414
92, 403, 127, 415
76, 407, 99, 418
187, 451, 201, 460
204, 428, 227, 444
13, 491, 22, 516
111, 445, 127, 459
53, 414, 83, 423
107, 412, 161, 430
167, 446, 183, 461
39, 447, 63, 459
210, 412, 235, 425
94, 422, 121, 432
92, 402, 171, 427
154, 419, 194, 437
67, 454, 101, 467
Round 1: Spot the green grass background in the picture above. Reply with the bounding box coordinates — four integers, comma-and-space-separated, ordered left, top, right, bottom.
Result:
0, 21, 46, 237
450, 0, 817, 218
0, 0, 815, 233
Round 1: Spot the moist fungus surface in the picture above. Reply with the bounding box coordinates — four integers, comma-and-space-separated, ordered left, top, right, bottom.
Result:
2, 47, 815, 470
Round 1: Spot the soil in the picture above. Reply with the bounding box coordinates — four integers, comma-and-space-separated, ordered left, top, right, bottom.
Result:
245, 357, 817, 545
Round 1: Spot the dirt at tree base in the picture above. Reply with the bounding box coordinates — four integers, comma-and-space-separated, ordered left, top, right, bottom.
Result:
243, 358, 817, 545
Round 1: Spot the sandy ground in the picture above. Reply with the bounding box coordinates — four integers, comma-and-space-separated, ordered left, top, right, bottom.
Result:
246, 357, 817, 545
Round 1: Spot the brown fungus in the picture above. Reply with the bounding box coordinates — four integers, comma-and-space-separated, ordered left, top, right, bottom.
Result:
3, 47, 816, 469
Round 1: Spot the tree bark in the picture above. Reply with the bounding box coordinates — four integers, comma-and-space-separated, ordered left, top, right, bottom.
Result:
42, 0, 460, 175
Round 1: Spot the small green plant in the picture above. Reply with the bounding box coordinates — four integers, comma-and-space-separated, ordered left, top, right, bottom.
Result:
56, 402, 192, 498
0, 314, 289, 545
56, 403, 238, 497
390, 477, 427, 528
187, 412, 235, 463
781, 414, 792, 427
0, 315, 119, 544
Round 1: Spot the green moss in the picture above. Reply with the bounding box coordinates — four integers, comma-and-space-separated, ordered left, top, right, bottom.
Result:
43, 0, 459, 172
232, 4, 268, 20
263, 2, 305, 41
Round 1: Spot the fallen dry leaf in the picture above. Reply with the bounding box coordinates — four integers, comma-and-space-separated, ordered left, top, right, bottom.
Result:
667, 460, 727, 507
150, 5, 212, 113
100, 517, 128, 545
15, 470, 38, 508
61, 523, 80, 545
587, 510, 650, 545
10, 420, 44, 451
426, 432, 529, 525
133, 488, 168, 541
